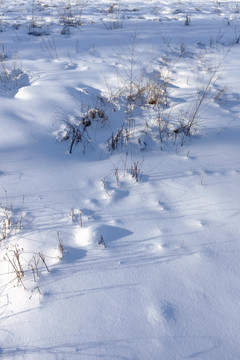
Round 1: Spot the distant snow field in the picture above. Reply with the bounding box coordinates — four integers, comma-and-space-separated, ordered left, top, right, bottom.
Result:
0, 0, 240, 359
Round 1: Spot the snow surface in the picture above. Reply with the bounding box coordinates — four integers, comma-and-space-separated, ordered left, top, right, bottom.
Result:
0, 0, 240, 359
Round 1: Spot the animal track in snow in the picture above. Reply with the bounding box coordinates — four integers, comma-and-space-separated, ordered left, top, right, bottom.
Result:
161, 302, 178, 322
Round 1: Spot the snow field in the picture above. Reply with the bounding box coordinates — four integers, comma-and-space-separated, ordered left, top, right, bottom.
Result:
0, 0, 240, 359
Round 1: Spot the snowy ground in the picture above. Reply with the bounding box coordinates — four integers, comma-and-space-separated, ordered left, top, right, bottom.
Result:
0, 0, 240, 359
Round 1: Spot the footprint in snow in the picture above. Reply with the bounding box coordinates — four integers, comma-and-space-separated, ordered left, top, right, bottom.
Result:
158, 201, 170, 211
201, 246, 218, 259
147, 302, 178, 326
101, 179, 129, 201
161, 302, 177, 322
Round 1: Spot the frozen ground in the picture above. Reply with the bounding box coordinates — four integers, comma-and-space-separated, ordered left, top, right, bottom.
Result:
0, 1, 240, 359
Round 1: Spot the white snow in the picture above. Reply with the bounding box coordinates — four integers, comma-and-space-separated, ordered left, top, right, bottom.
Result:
0, 0, 240, 359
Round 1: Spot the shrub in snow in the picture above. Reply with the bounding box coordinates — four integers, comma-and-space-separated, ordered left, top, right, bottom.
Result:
28, 26, 50, 36
184, 14, 191, 25
0, 45, 7, 61
0, 191, 24, 241
0, 65, 30, 94
56, 107, 108, 154
58, 0, 88, 27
